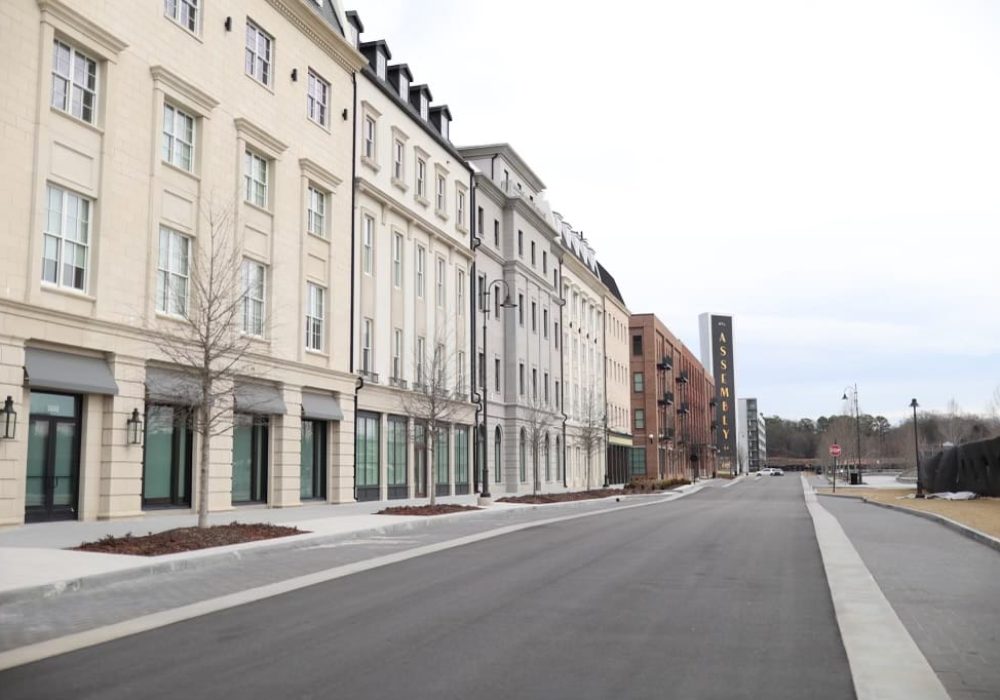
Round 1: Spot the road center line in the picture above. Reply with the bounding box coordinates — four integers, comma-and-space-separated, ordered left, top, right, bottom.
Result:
801, 476, 949, 700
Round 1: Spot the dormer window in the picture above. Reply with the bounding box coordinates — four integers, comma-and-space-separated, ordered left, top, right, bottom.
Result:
420, 95, 428, 120
441, 118, 449, 140
376, 51, 386, 80
399, 76, 408, 100
346, 24, 358, 48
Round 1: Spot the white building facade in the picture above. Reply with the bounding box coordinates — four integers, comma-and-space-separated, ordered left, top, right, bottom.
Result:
737, 397, 767, 473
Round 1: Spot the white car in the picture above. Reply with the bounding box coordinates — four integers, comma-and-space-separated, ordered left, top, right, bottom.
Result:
756, 468, 784, 477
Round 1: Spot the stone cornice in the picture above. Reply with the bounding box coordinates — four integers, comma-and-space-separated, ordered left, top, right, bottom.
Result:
150, 65, 219, 115
459, 143, 545, 191
299, 158, 343, 190
234, 117, 288, 157
476, 173, 560, 242
38, 0, 128, 60
265, 0, 367, 74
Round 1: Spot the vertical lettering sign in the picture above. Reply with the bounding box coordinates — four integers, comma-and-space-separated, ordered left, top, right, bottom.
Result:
711, 315, 737, 469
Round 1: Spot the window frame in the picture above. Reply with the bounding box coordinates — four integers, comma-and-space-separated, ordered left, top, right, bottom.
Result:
50, 40, 98, 125
156, 226, 191, 317
164, 0, 200, 34
392, 232, 403, 288
307, 184, 327, 238
305, 283, 326, 351
241, 258, 267, 337
243, 149, 269, 208
42, 183, 91, 293
362, 214, 375, 275
244, 20, 274, 87
306, 69, 330, 127
162, 103, 195, 172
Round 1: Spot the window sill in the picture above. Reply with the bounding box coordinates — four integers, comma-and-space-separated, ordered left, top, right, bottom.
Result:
361, 156, 380, 173
308, 116, 331, 133
414, 194, 430, 208
162, 160, 200, 181
155, 311, 189, 324
391, 177, 408, 193
243, 200, 273, 216
241, 332, 270, 345
305, 348, 328, 358
246, 74, 275, 95
306, 230, 330, 243
50, 106, 104, 135
40, 284, 96, 302
166, 17, 203, 42
435, 210, 449, 222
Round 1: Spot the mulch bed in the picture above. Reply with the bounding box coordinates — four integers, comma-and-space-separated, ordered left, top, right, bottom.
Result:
73, 522, 305, 556
377, 504, 482, 516
497, 489, 624, 504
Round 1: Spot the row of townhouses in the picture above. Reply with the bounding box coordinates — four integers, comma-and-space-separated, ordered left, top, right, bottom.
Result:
0, 0, 717, 527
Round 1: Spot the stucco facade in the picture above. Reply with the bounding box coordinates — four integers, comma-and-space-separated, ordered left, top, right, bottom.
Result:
0, 0, 364, 525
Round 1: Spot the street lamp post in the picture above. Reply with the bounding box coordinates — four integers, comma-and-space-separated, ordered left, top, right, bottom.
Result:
911, 398, 924, 498
479, 278, 517, 500
842, 384, 863, 484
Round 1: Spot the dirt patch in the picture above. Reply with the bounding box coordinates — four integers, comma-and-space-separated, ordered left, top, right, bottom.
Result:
818, 487, 1000, 540
377, 504, 482, 516
73, 522, 306, 556
497, 489, 623, 504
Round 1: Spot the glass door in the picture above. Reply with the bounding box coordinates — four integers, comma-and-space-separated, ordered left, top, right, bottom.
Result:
300, 419, 327, 500
232, 413, 268, 503
142, 405, 192, 508
25, 392, 81, 522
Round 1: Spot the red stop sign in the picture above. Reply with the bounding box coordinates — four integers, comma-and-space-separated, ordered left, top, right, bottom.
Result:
829, 444, 842, 458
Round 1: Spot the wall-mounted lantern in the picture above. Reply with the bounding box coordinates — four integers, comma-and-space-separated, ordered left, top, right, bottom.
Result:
126, 407, 144, 446
2, 396, 16, 440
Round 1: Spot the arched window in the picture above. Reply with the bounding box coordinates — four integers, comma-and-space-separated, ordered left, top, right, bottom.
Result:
544, 433, 551, 482
494, 426, 502, 484
519, 428, 526, 483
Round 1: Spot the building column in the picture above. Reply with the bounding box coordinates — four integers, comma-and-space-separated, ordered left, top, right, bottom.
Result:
328, 393, 355, 503
270, 386, 303, 508
96, 355, 146, 520
0, 337, 28, 526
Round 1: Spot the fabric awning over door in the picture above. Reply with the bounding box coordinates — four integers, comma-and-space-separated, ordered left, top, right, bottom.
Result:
24, 348, 119, 395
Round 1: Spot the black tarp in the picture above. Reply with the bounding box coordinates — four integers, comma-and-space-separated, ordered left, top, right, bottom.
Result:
921, 436, 1000, 496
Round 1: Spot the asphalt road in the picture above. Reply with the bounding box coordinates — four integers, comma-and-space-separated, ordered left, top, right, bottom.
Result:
1, 477, 854, 700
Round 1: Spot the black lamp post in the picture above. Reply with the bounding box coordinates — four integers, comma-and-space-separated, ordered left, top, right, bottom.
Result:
842, 384, 863, 483
2, 395, 17, 440
910, 398, 924, 498
479, 278, 517, 499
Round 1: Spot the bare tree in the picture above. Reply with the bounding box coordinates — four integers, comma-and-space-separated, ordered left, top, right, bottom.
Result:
149, 202, 255, 528
402, 331, 466, 506
523, 397, 557, 495
577, 389, 606, 491
940, 398, 971, 446
988, 386, 1000, 436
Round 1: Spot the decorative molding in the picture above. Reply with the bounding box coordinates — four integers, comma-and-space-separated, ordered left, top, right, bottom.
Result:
234, 117, 288, 157
150, 65, 219, 115
38, 0, 128, 59
299, 158, 343, 191
264, 0, 367, 74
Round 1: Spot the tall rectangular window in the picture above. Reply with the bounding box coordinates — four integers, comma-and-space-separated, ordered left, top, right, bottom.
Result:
165, 0, 199, 32
156, 227, 190, 316
456, 268, 465, 315
306, 283, 325, 351
387, 416, 407, 492
416, 336, 425, 383
393, 139, 404, 181
456, 189, 465, 225
542, 251, 547, 274
634, 409, 645, 430
362, 318, 373, 372
554, 322, 560, 348
477, 207, 484, 235
416, 158, 427, 198
454, 427, 469, 488
245, 21, 273, 86
457, 351, 465, 391
478, 351, 485, 388
307, 185, 326, 237
51, 41, 97, 124
543, 309, 549, 338
544, 372, 549, 404
436, 174, 446, 213
42, 184, 90, 291
242, 259, 265, 337
362, 215, 374, 275
532, 368, 537, 400
392, 328, 403, 380
531, 301, 537, 332
633, 372, 644, 392
436, 257, 445, 308
495, 358, 500, 392
162, 104, 195, 171
244, 150, 268, 208
530, 241, 536, 266
632, 334, 643, 356
392, 233, 403, 287
555, 380, 560, 408
518, 294, 524, 326
494, 220, 499, 247
363, 116, 376, 160
519, 363, 525, 396
416, 245, 425, 298
307, 69, 329, 126
517, 230, 523, 257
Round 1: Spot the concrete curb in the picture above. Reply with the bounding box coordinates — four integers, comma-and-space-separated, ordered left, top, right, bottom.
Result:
859, 498, 1000, 555
0, 490, 691, 607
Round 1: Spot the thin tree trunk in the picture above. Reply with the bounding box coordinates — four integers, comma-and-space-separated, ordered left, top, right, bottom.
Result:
198, 401, 211, 529
428, 441, 436, 506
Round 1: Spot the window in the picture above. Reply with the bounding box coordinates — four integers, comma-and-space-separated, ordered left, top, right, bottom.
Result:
157, 227, 190, 316
478, 352, 485, 388
245, 21, 273, 86
494, 292, 499, 319
42, 184, 90, 291
362, 318, 373, 372
355, 412, 380, 494
477, 207, 484, 236
305, 283, 325, 351
416, 245, 425, 298
376, 51, 386, 79
51, 41, 97, 124
416, 158, 427, 199
634, 409, 645, 430
162, 104, 195, 171
244, 150, 268, 208
517, 230, 523, 257
387, 416, 407, 490
307, 70, 329, 126
555, 381, 560, 409
456, 189, 466, 227
543, 309, 549, 338
165, 0, 199, 32
392, 233, 403, 287
532, 368, 537, 400
633, 372, 644, 393
416, 336, 425, 383
363, 116, 376, 161
362, 215, 374, 275
531, 302, 537, 332
242, 259, 265, 336
393, 139, 404, 181
307, 185, 326, 237
436, 174, 446, 213
456, 268, 465, 315
554, 322, 560, 348
544, 373, 550, 404
494, 220, 499, 247
435, 343, 446, 385
542, 251, 547, 274
392, 328, 403, 379
530, 241, 536, 266
435, 257, 445, 308
494, 358, 500, 392
457, 351, 465, 391
632, 334, 643, 356
518, 294, 524, 326
518, 363, 525, 396
454, 427, 469, 487
519, 428, 526, 483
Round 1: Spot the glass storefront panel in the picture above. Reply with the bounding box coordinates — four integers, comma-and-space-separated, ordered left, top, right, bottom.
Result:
300, 419, 327, 500
144, 406, 174, 502
25, 420, 48, 508
232, 413, 268, 503
454, 426, 468, 489
355, 412, 380, 501
387, 417, 407, 499
435, 427, 448, 496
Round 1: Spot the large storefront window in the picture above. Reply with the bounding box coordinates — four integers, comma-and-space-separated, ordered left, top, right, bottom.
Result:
355, 412, 380, 501
435, 426, 449, 497
454, 426, 469, 494
301, 419, 327, 500
414, 423, 427, 497
233, 414, 269, 503
143, 405, 192, 508
387, 416, 408, 499
630, 447, 647, 478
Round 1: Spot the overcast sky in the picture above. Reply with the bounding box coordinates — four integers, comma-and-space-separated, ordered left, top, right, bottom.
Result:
348, 0, 1000, 423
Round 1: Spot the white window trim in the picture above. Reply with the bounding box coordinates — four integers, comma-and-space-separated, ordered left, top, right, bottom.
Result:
305, 283, 326, 352
362, 214, 375, 275
306, 184, 327, 238
50, 40, 98, 125
306, 69, 330, 128
157, 226, 191, 317
245, 20, 274, 87
241, 258, 267, 337
243, 149, 269, 209
162, 102, 196, 172
42, 183, 91, 293
164, 0, 200, 35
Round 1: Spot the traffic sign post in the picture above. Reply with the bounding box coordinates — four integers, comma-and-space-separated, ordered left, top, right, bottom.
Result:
829, 444, 841, 492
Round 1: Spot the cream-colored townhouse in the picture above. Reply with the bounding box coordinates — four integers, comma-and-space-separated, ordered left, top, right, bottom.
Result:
0, 0, 365, 526
345, 12, 476, 502
599, 264, 633, 485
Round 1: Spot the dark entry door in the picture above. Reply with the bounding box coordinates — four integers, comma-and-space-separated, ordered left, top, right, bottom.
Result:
25, 392, 81, 522
143, 405, 193, 508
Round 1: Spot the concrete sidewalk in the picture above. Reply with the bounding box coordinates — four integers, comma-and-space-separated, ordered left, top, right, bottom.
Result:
0, 483, 712, 600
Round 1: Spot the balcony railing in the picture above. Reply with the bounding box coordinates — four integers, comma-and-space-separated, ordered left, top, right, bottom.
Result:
660, 428, 675, 441
389, 376, 408, 390
675, 372, 689, 385
678, 403, 691, 415
657, 391, 674, 406
360, 370, 380, 384
657, 356, 673, 371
